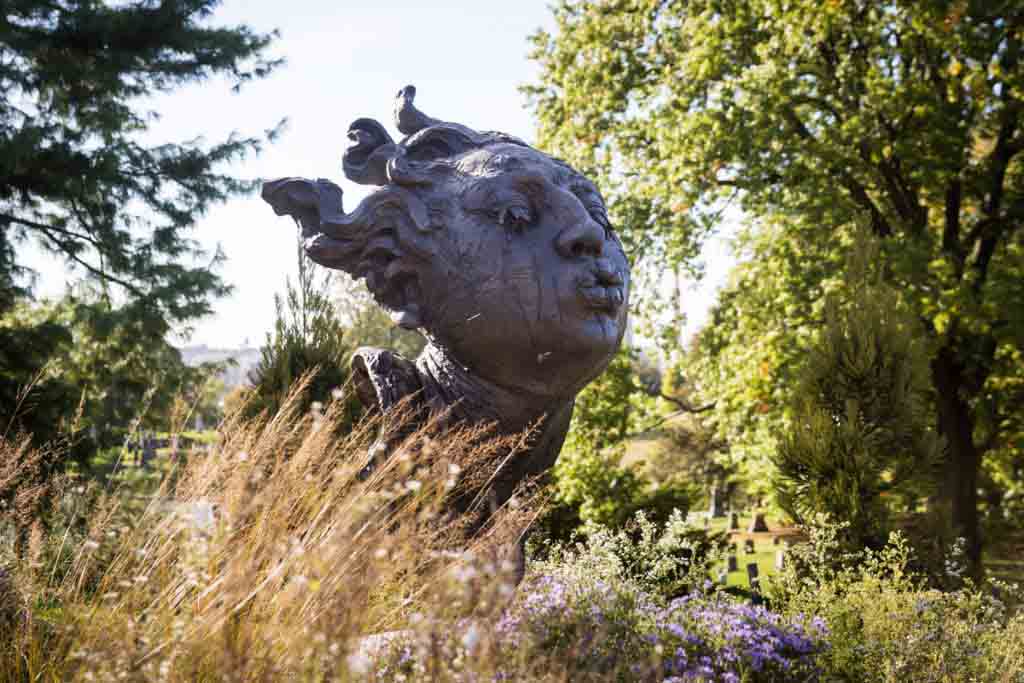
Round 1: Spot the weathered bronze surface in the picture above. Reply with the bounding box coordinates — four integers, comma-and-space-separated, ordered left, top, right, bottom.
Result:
262, 86, 630, 552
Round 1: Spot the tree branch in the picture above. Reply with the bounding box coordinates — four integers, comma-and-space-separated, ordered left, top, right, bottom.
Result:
658, 392, 716, 414
782, 106, 894, 237
5, 214, 146, 297
943, 178, 964, 275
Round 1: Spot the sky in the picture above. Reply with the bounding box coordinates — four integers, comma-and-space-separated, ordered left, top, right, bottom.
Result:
25, 0, 734, 350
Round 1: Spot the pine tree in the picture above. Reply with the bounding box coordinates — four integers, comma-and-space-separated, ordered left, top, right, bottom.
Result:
0, 0, 281, 444
247, 235, 354, 422
1, 1, 281, 320
773, 238, 942, 549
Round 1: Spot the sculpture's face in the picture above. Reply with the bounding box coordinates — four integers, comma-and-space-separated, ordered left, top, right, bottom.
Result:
419, 144, 630, 398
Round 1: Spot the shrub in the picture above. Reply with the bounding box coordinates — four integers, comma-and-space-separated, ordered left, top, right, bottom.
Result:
246, 237, 359, 426
378, 513, 827, 681
773, 238, 940, 551
768, 516, 1024, 682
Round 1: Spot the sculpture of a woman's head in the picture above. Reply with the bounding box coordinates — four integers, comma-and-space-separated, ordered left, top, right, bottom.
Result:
263, 86, 629, 404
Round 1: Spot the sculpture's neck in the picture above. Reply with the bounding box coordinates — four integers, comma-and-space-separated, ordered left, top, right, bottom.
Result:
415, 342, 566, 433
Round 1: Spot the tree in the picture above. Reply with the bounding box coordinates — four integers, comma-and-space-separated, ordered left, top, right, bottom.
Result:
527, 0, 1024, 566
2, 290, 222, 452
333, 272, 426, 360
539, 348, 694, 542
773, 237, 942, 549
1, 0, 281, 321
246, 236, 356, 423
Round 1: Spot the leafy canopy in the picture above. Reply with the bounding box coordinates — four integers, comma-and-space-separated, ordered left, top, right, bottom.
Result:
527, 0, 1024, 559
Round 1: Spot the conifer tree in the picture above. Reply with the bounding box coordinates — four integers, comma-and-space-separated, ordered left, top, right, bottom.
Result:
247, 235, 354, 422
0, 0, 281, 444
1, 1, 281, 321
773, 238, 942, 549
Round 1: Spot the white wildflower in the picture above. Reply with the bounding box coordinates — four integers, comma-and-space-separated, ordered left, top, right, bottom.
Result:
346, 651, 371, 675
461, 623, 481, 651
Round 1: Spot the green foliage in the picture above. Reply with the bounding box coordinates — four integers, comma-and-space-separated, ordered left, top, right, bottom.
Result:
773, 237, 942, 548
247, 239, 358, 424
0, 0, 280, 468
535, 509, 728, 602
333, 272, 426, 359
1, 290, 219, 467
0, 0, 281, 324
538, 349, 695, 544
769, 517, 1024, 682
0, 306, 78, 446
527, 0, 1024, 562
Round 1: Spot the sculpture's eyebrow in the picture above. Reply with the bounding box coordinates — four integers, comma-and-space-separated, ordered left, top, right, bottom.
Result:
503, 169, 559, 193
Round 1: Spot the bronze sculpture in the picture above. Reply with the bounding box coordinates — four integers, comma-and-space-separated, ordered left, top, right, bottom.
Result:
262, 86, 629, 558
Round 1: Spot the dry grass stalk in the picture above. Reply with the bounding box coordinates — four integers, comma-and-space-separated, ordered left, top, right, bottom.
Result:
0, 374, 545, 682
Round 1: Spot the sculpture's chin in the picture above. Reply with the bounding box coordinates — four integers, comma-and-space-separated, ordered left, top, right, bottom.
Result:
506, 322, 625, 399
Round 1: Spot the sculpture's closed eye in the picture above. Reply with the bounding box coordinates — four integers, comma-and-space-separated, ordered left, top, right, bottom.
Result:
496, 203, 533, 230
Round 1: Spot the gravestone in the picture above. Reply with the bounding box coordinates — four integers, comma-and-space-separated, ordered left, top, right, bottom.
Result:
746, 563, 760, 591
775, 549, 786, 571
747, 512, 770, 533
708, 484, 725, 518
141, 436, 156, 469
728, 512, 740, 531
744, 538, 755, 554
262, 85, 631, 577
727, 555, 738, 573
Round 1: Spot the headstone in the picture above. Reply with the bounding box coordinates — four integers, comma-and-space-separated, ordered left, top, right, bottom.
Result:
702, 515, 710, 529
728, 542, 738, 555
195, 413, 204, 431
746, 563, 760, 591
141, 437, 156, 469
772, 534, 782, 545
747, 563, 763, 604
775, 549, 786, 571
708, 485, 725, 518
747, 512, 770, 533
744, 538, 755, 554
728, 512, 740, 531
717, 570, 728, 586
727, 555, 738, 573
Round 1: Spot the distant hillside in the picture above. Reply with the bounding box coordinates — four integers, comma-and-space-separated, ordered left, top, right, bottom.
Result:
179, 345, 261, 388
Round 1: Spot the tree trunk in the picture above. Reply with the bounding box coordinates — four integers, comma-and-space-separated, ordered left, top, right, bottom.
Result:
931, 348, 982, 571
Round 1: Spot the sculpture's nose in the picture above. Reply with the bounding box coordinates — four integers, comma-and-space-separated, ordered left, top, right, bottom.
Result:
556, 219, 605, 260
595, 258, 624, 287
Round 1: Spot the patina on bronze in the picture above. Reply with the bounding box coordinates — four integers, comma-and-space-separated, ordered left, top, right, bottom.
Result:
262, 86, 630, 559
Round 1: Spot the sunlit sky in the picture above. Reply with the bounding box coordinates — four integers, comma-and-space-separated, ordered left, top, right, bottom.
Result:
25, 0, 734, 350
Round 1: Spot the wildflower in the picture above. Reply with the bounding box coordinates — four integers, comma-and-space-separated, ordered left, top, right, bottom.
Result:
346, 651, 371, 675
462, 623, 481, 651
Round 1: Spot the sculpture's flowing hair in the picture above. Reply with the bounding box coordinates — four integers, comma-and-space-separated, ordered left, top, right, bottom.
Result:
261, 85, 607, 328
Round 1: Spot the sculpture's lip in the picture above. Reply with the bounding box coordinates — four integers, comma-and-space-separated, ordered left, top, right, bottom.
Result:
578, 285, 624, 314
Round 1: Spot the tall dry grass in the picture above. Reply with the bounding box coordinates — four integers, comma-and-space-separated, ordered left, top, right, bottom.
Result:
0, 377, 542, 682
